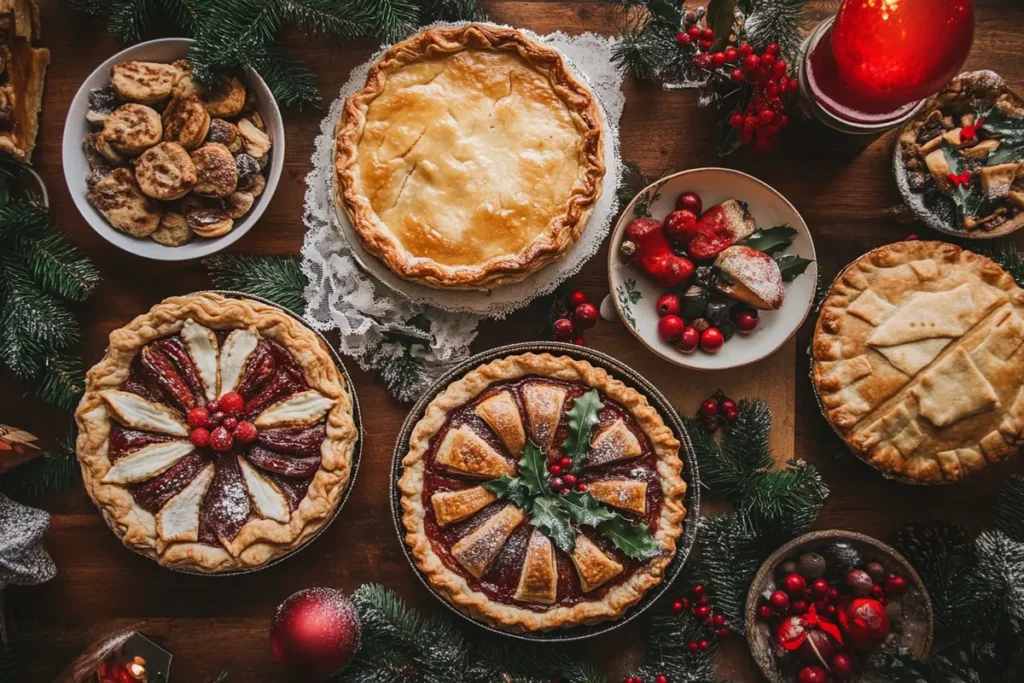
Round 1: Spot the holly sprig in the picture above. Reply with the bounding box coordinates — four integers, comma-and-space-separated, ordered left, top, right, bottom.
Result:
941, 140, 987, 222
739, 223, 813, 282
563, 388, 603, 470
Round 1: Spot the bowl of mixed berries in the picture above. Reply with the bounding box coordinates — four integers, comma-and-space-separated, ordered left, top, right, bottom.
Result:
608, 168, 816, 370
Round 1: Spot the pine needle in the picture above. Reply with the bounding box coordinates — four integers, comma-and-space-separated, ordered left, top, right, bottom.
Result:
699, 513, 763, 629
744, 0, 807, 62
251, 44, 322, 109
108, 0, 161, 42
34, 351, 86, 412
0, 431, 79, 498
279, 0, 369, 38
204, 253, 307, 315
367, 0, 419, 43
994, 476, 1024, 543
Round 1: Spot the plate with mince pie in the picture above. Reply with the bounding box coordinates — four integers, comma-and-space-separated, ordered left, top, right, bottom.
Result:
75, 292, 360, 573
812, 241, 1024, 484
62, 38, 283, 260
393, 342, 699, 638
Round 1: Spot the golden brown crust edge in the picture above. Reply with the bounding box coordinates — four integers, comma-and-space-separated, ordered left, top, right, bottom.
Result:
334, 23, 606, 291
398, 353, 686, 632
75, 293, 358, 572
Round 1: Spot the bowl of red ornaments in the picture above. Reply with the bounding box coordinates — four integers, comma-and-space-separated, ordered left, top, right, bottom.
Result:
745, 530, 934, 683
608, 168, 816, 370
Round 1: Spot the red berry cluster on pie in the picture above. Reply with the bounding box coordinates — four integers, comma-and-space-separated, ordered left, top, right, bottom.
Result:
75, 293, 357, 572
399, 353, 687, 632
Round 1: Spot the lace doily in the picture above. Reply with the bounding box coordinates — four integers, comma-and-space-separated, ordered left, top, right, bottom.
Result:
300, 23, 624, 400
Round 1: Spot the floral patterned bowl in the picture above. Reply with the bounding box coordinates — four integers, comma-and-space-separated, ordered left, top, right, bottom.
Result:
607, 167, 818, 371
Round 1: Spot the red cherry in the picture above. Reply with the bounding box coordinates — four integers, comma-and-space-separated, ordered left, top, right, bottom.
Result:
551, 477, 565, 492
663, 209, 698, 246
222, 416, 238, 431
700, 398, 719, 417
567, 291, 588, 309
675, 32, 691, 47
735, 310, 758, 333
700, 327, 724, 353
693, 604, 710, 619
676, 326, 700, 353
574, 303, 599, 330
190, 427, 211, 448
575, 483, 588, 493
549, 464, 563, 476
743, 54, 760, 72
188, 407, 211, 429
658, 315, 684, 343
811, 578, 829, 597
572, 336, 587, 346
675, 191, 702, 215
210, 426, 234, 452
711, 52, 726, 67
559, 456, 572, 468
765, 42, 780, 55
738, 43, 752, 57
563, 474, 578, 487
725, 47, 739, 63
687, 26, 701, 40
769, 590, 790, 611
758, 604, 774, 620
234, 420, 258, 443
219, 391, 244, 415
656, 293, 681, 317
832, 654, 854, 679
730, 68, 745, 84
797, 667, 827, 683
885, 575, 908, 596
553, 318, 575, 340
784, 573, 808, 595
729, 112, 744, 129
701, 28, 714, 40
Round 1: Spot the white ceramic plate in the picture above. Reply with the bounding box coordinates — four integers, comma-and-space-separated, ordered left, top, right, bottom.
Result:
61, 38, 284, 261
607, 168, 817, 371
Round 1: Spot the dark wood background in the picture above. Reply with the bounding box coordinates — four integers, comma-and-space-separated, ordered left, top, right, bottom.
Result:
5, 1, 1024, 680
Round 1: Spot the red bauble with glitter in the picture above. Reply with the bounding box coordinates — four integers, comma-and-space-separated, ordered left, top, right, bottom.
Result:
775, 605, 844, 666
270, 588, 362, 680
839, 597, 890, 650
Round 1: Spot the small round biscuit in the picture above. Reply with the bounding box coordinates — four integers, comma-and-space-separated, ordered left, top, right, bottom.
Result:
111, 61, 180, 104
83, 133, 112, 171
184, 200, 234, 237
102, 103, 162, 155
238, 118, 271, 157
191, 143, 238, 197
93, 134, 125, 166
246, 172, 266, 198
200, 76, 246, 118
135, 142, 197, 200
162, 93, 211, 150
224, 191, 254, 219
87, 167, 161, 237
207, 119, 242, 153
151, 212, 193, 246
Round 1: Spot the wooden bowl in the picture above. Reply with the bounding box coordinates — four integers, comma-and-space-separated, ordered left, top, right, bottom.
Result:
744, 530, 934, 682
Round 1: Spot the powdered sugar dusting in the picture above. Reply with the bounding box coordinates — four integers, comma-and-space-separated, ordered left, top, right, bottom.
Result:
717, 246, 784, 308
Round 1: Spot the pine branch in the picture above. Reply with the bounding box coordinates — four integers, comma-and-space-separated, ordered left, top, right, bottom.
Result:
994, 476, 1024, 543
34, 350, 86, 412
204, 253, 307, 315
161, 0, 209, 35
744, 0, 808, 62
419, 0, 486, 23
698, 513, 763, 630
364, 0, 419, 43
251, 44, 322, 109
108, 0, 161, 42
373, 343, 428, 404
279, 0, 370, 38
967, 239, 1024, 288
0, 431, 79, 498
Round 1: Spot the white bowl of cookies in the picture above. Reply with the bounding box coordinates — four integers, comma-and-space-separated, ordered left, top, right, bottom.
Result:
62, 38, 283, 260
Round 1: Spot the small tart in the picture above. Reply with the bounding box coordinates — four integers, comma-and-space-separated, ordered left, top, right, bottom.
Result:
135, 142, 197, 200
162, 93, 211, 150
102, 103, 162, 155
112, 61, 179, 104
399, 352, 686, 632
75, 293, 358, 573
812, 241, 1024, 483
334, 24, 605, 290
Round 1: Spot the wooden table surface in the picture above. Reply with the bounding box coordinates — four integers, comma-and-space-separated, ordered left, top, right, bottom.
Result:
6, 1, 1024, 681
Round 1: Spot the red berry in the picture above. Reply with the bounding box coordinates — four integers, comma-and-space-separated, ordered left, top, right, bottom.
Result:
760, 53, 776, 70
716, 627, 730, 637
575, 483, 588, 492
773, 60, 788, 77
663, 209, 698, 245
206, 399, 220, 413
885, 575, 908, 595
720, 398, 737, 412
797, 667, 826, 683
713, 613, 726, 627
553, 318, 574, 340
811, 578, 829, 597
190, 427, 211, 448
692, 53, 712, 69
738, 43, 752, 57
758, 604, 774, 620
658, 315, 685, 343
872, 584, 885, 599
826, 604, 837, 616
687, 641, 699, 652
574, 303, 599, 330
723, 406, 739, 423
700, 327, 724, 353
671, 600, 684, 613
769, 590, 790, 611
759, 108, 775, 125
549, 464, 562, 476
210, 425, 234, 452
684, 9, 697, 24
701, 28, 714, 40
832, 654, 854, 679
234, 420, 258, 443
725, 48, 739, 63
827, 587, 840, 603
222, 416, 238, 431
730, 68, 745, 84
551, 477, 565, 492
743, 54, 760, 72
219, 391, 244, 415
784, 573, 807, 595
210, 411, 226, 425
765, 42, 780, 55
711, 52, 726, 67
675, 32, 691, 47
675, 191, 702, 215
188, 407, 211, 429
567, 291, 587, 309
559, 456, 572, 468
563, 474, 577, 487
700, 398, 719, 417
743, 115, 758, 132
698, 640, 709, 651
656, 675, 668, 683
693, 604, 710, 619
704, 616, 715, 627
656, 293, 681, 317
676, 326, 700, 353
779, 114, 790, 128
572, 336, 587, 346
729, 112, 744, 129
692, 584, 705, 597
791, 599, 808, 615
787, 77, 799, 92
697, 39, 713, 52
687, 26, 701, 40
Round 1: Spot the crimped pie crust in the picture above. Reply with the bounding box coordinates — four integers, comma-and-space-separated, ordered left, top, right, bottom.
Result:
813, 241, 1024, 483
334, 24, 606, 290
75, 293, 357, 572
399, 353, 687, 631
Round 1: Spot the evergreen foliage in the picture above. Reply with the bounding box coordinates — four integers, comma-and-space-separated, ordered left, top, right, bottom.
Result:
0, 432, 79, 498
204, 253, 307, 315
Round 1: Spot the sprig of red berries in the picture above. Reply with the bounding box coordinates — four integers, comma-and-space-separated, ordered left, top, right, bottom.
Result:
551, 290, 600, 346
548, 453, 587, 495
187, 392, 257, 452
697, 391, 738, 433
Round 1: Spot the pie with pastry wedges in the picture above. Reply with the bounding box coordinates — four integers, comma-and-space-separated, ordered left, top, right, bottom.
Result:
398, 353, 687, 631
75, 293, 357, 572
334, 24, 605, 290
813, 241, 1024, 483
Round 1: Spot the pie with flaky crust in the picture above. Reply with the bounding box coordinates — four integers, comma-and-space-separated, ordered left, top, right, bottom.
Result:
813, 241, 1024, 483
334, 24, 605, 290
75, 293, 357, 572
399, 353, 687, 632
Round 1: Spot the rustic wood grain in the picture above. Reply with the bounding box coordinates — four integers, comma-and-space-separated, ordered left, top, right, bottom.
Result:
4, 1, 1024, 681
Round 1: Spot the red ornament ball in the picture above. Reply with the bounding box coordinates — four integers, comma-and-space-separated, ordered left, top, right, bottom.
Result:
656, 293, 681, 317
574, 303, 599, 330
784, 573, 808, 595
700, 327, 724, 353
567, 290, 588, 309
553, 318, 575, 340
811, 578, 829, 598
675, 191, 702, 214
219, 391, 244, 415
797, 667, 827, 683
885, 574, 908, 596
658, 315, 685, 342
758, 604, 774, 620
190, 427, 211, 448
832, 653, 855, 679
769, 590, 790, 611
663, 209, 698, 246
210, 426, 234, 452
270, 588, 362, 681
840, 597, 891, 649
234, 420, 258, 443
188, 407, 211, 429
677, 326, 700, 353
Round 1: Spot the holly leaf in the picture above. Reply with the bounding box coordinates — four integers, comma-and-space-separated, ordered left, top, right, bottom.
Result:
562, 389, 603, 470
986, 141, 1024, 166
982, 109, 1024, 145
706, 0, 738, 52
517, 440, 550, 499
482, 474, 532, 510
775, 253, 813, 281
530, 496, 576, 553
941, 139, 965, 175
559, 490, 619, 528
596, 515, 663, 561
741, 224, 797, 255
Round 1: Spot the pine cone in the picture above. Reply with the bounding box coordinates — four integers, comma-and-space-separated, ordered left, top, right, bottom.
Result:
894, 519, 973, 570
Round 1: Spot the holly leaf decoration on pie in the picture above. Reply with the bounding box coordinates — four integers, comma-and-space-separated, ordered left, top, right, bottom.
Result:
517, 441, 550, 499
562, 389, 603, 471
529, 496, 576, 553
595, 515, 662, 561
559, 490, 618, 528
482, 474, 532, 510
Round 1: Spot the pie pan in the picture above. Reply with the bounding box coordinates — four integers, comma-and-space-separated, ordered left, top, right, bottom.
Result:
744, 530, 933, 683
389, 341, 701, 641
62, 38, 284, 261
107, 290, 362, 577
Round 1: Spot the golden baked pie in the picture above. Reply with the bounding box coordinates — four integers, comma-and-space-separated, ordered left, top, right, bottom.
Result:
813, 241, 1024, 483
399, 353, 686, 631
0, 0, 49, 162
335, 24, 605, 290
75, 293, 358, 572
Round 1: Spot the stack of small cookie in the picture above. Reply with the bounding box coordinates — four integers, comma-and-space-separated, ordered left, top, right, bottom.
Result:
83, 59, 271, 247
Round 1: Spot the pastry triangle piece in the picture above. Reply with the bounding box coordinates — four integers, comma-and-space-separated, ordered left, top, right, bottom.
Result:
102, 441, 194, 484
588, 479, 647, 514
586, 421, 642, 468
219, 328, 260, 395
515, 530, 558, 604
100, 390, 189, 436
451, 505, 525, 578
874, 338, 952, 376
238, 456, 291, 523
435, 425, 513, 478
915, 347, 1000, 428
475, 391, 526, 455
522, 383, 567, 450
867, 284, 981, 347
570, 534, 623, 592
431, 486, 498, 526
847, 289, 896, 326
180, 319, 219, 401
156, 463, 215, 543
254, 390, 335, 428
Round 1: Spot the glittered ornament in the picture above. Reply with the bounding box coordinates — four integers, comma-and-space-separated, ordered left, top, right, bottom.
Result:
270, 588, 361, 680
845, 569, 874, 597
796, 552, 825, 579
839, 597, 890, 649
